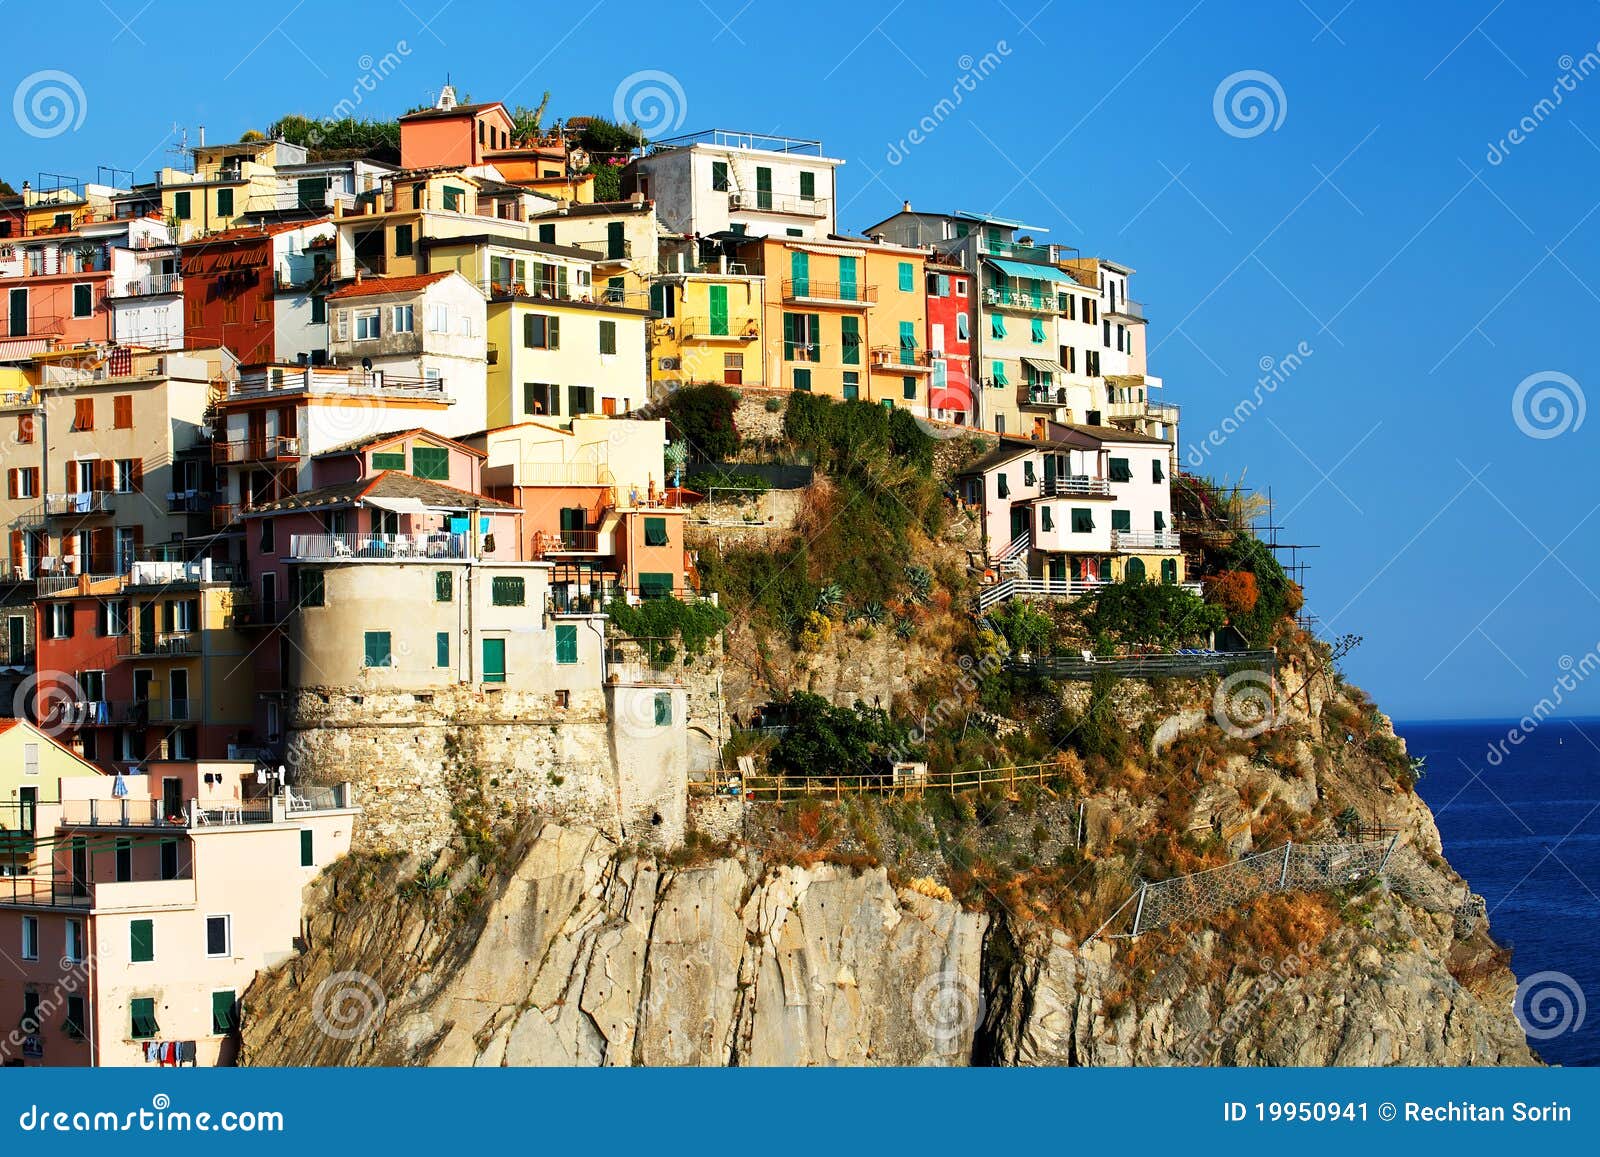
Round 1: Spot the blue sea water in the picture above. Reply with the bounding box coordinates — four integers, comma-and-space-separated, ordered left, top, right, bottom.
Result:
1400, 718, 1600, 1067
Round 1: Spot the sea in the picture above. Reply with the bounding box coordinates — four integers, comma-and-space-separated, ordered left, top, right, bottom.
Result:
1400, 718, 1600, 1067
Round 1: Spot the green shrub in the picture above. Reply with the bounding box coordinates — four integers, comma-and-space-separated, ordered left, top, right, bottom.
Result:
605, 594, 730, 658
665, 383, 741, 460
1076, 579, 1224, 649
772, 691, 915, 775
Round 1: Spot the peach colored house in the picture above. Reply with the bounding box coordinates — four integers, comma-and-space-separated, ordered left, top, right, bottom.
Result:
0, 760, 356, 1067
398, 90, 516, 169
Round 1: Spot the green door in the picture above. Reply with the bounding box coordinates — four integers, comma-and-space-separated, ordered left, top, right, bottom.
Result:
1047, 556, 1067, 582
482, 638, 506, 683
838, 256, 858, 302
1010, 506, 1029, 542
1125, 557, 1147, 582
756, 166, 773, 209
708, 284, 729, 335
606, 221, 624, 260
790, 251, 809, 297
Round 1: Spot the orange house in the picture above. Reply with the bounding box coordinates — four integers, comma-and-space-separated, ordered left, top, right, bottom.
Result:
399, 90, 517, 170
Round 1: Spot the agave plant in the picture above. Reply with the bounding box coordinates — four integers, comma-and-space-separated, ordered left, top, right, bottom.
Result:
815, 582, 844, 613
861, 601, 887, 626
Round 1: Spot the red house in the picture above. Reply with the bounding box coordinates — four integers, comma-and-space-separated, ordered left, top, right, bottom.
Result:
181, 220, 334, 366
926, 257, 973, 425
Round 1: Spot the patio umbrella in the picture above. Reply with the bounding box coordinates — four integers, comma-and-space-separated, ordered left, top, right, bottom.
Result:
112, 773, 129, 798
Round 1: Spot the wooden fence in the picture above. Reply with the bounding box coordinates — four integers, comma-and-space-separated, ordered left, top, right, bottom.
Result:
693, 760, 1066, 801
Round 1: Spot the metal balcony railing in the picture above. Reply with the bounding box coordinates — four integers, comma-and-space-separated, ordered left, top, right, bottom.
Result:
287, 532, 471, 562
676, 315, 760, 340
44, 491, 115, 517
983, 285, 1056, 311
781, 279, 875, 304
729, 191, 829, 217
1040, 475, 1111, 497
212, 436, 301, 464
1109, 529, 1180, 550
119, 632, 200, 659
869, 346, 932, 370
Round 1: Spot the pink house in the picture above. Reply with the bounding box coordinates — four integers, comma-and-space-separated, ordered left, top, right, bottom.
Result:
0, 760, 356, 1067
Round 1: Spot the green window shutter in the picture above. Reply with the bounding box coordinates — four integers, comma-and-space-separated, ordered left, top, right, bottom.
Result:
708, 285, 728, 335
298, 568, 325, 607
790, 251, 809, 296
902, 376, 916, 400
73, 283, 92, 317
639, 573, 674, 599
1161, 558, 1178, 584
1112, 509, 1131, 532
1098, 556, 1112, 581
838, 256, 857, 301
216, 188, 233, 216
1154, 510, 1166, 532
173, 191, 191, 219
436, 631, 450, 667
395, 225, 413, 256
555, 624, 578, 664
649, 283, 665, 315
840, 315, 860, 364
957, 312, 969, 341
654, 691, 672, 726
997, 473, 1009, 499
1152, 458, 1165, 482
131, 997, 159, 1039
523, 314, 537, 347
711, 161, 729, 191
371, 451, 405, 470
897, 262, 913, 293
412, 446, 449, 480
599, 320, 617, 355
491, 576, 526, 606
841, 372, 859, 400
130, 919, 154, 963
782, 312, 796, 360
300, 828, 314, 867
538, 223, 556, 243
1023, 461, 1036, 485
755, 166, 772, 208
606, 222, 625, 259
1031, 318, 1046, 343
311, 295, 327, 324
435, 571, 453, 601
1041, 506, 1053, 532
991, 360, 1008, 386
212, 990, 236, 1034
548, 315, 560, 349
644, 517, 668, 546
1125, 557, 1147, 582
1072, 508, 1094, 533
991, 314, 1006, 339
899, 320, 915, 363
1109, 457, 1132, 482
799, 171, 816, 199
793, 368, 811, 392
363, 631, 391, 668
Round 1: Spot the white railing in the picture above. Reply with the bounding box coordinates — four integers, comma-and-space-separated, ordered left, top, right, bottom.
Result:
288, 532, 471, 562
227, 368, 449, 401
114, 273, 182, 297
1040, 476, 1111, 497
1110, 529, 1180, 550
45, 492, 115, 516
515, 461, 617, 488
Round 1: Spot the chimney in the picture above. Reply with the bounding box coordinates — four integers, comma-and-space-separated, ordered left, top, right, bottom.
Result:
902, 200, 911, 212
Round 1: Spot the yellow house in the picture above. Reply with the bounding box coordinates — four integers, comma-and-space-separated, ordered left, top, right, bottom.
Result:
18, 182, 120, 237
0, 719, 102, 868
525, 200, 657, 309
647, 272, 765, 390
159, 138, 308, 241
334, 170, 546, 280
742, 235, 927, 408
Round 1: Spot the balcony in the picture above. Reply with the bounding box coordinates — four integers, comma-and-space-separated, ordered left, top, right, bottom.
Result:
287, 532, 472, 562
110, 697, 194, 724
781, 279, 875, 306
44, 491, 115, 517
983, 286, 1057, 312
1110, 529, 1180, 551
223, 367, 450, 405
212, 435, 302, 465
1021, 384, 1070, 409
729, 191, 829, 218
980, 239, 1057, 264
530, 528, 603, 557
211, 503, 239, 530
167, 489, 212, 514
111, 273, 182, 298
677, 315, 759, 341
869, 346, 932, 372
119, 632, 199, 660
1038, 475, 1112, 498
1107, 298, 1146, 321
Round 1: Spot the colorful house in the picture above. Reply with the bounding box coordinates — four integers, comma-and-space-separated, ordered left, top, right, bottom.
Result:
180, 219, 335, 366
647, 267, 765, 390
0, 719, 103, 874
925, 257, 974, 425
398, 89, 517, 169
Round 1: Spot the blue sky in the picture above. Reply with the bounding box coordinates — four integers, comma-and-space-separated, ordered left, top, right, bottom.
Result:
4, 0, 1598, 721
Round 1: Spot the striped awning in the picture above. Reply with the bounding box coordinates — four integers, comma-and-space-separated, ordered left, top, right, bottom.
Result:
1022, 356, 1067, 377
984, 257, 1075, 285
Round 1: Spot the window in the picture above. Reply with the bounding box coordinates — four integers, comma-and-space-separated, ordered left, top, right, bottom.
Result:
21, 915, 37, 960
259, 517, 275, 554
72, 397, 94, 431
522, 313, 560, 349
426, 303, 449, 334
371, 450, 405, 471
842, 372, 859, 401
72, 282, 93, 318
990, 360, 1008, 387
442, 185, 464, 212
639, 573, 674, 600
131, 997, 159, 1039
212, 991, 236, 1035
174, 191, 191, 220
523, 382, 558, 416
113, 459, 138, 493
555, 624, 578, 665
17, 413, 34, 443
1155, 510, 1167, 532
990, 314, 1006, 339
297, 568, 325, 607
644, 517, 669, 547
1030, 318, 1047, 343
799, 171, 816, 200
654, 692, 673, 726
1041, 506, 1054, 532
1108, 457, 1132, 483
537, 222, 556, 243
482, 637, 506, 684
300, 829, 314, 867
710, 160, 730, 191
491, 576, 525, 606
956, 312, 969, 341
599, 319, 617, 355
903, 376, 917, 401
335, 311, 349, 340
363, 631, 392, 668
782, 312, 820, 361
391, 305, 414, 333
436, 631, 450, 668
160, 840, 179, 880
1023, 461, 1036, 486
215, 187, 234, 216
65, 919, 84, 963
1112, 509, 1131, 532
840, 316, 861, 364
116, 838, 132, 882
110, 393, 134, 429
1152, 458, 1165, 483
897, 262, 914, 293
434, 571, 453, 602
130, 918, 154, 963
568, 386, 595, 416
7, 466, 39, 499
1103, 319, 1111, 347
1161, 558, 1178, 584
64, 996, 85, 1040
793, 368, 811, 392
206, 915, 231, 957
996, 473, 1009, 499
394, 224, 414, 256
354, 310, 380, 340
100, 599, 127, 636
46, 603, 73, 640
1071, 508, 1095, 533
412, 446, 449, 480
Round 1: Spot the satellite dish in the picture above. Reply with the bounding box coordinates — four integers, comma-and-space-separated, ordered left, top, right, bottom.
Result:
361, 357, 373, 371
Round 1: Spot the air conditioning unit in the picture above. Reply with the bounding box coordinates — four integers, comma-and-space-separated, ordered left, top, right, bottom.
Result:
659, 357, 680, 371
